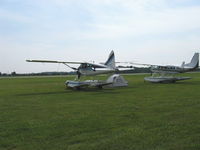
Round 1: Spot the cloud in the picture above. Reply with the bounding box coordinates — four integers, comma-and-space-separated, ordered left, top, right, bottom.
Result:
2, 0, 200, 40
0, 0, 200, 73
75, 0, 200, 40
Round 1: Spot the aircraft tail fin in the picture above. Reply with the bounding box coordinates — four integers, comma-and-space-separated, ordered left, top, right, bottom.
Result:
183, 52, 199, 69
105, 50, 116, 68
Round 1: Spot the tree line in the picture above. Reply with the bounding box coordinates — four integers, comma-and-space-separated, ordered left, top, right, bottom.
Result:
1, 67, 200, 77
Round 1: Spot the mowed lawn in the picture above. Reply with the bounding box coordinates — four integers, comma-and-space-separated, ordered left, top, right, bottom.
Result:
0, 73, 200, 150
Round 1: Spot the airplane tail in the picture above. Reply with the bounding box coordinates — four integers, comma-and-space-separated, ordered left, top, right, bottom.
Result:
105, 50, 116, 68
183, 53, 199, 69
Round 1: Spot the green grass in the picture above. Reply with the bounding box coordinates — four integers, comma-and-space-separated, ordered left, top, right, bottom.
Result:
0, 73, 200, 150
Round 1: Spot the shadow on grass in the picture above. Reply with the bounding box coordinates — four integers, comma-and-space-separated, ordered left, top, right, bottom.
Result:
15, 91, 70, 96
15, 88, 119, 96
142, 80, 200, 85
175, 80, 200, 85
70, 87, 120, 94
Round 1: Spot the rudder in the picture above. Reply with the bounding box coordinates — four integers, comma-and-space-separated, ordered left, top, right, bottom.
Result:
105, 50, 116, 68
184, 52, 199, 69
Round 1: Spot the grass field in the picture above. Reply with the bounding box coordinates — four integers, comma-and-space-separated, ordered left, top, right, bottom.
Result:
0, 73, 200, 150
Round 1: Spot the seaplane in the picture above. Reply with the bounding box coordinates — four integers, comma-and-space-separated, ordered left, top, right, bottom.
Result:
130, 52, 199, 83
26, 51, 132, 89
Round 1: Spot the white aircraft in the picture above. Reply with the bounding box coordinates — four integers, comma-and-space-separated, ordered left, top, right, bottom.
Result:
130, 52, 199, 83
26, 51, 133, 79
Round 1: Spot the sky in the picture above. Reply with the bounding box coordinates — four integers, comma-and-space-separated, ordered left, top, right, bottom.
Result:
1, 0, 200, 73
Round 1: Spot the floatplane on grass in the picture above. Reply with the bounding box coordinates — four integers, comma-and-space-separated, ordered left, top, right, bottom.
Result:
130, 52, 199, 83
27, 51, 132, 89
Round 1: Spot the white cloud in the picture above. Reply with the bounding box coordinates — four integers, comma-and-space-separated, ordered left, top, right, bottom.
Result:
76, 1, 200, 40
1, 0, 200, 73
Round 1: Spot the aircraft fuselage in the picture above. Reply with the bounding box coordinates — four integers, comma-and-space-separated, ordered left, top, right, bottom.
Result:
151, 65, 196, 74
79, 67, 116, 76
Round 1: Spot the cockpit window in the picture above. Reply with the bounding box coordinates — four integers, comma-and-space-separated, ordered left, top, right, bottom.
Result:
81, 64, 87, 68
81, 63, 93, 68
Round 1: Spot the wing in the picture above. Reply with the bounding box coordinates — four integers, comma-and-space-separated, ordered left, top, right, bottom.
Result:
26, 59, 89, 70
26, 60, 83, 64
115, 61, 152, 67
26, 60, 107, 68
128, 62, 152, 67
